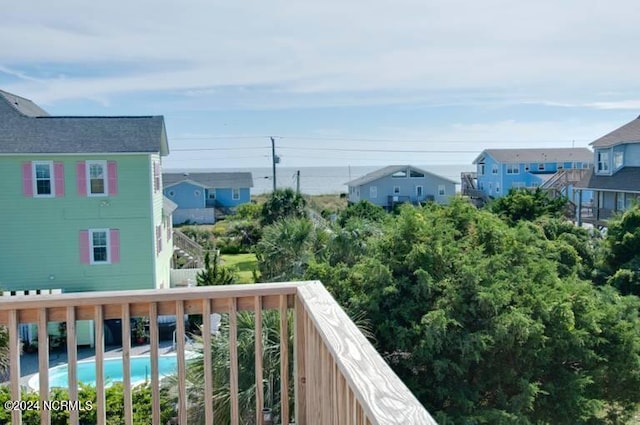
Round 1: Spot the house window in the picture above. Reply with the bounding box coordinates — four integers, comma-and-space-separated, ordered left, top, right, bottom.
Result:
232, 188, 240, 200
496, 183, 500, 193
616, 193, 626, 211
153, 162, 161, 192
409, 170, 424, 178
614, 151, 624, 169
77, 161, 117, 196
492, 164, 498, 174
597, 151, 610, 172
194, 190, 201, 197
168, 190, 175, 197
91, 230, 109, 263
392, 171, 407, 178
557, 163, 564, 170
370, 186, 377, 199
87, 160, 107, 195
582, 162, 590, 169
506, 164, 519, 174
538, 163, 545, 171
393, 186, 400, 194
79, 229, 119, 265
438, 185, 445, 196
208, 192, 216, 200
416, 186, 423, 197
479, 164, 485, 175
34, 161, 54, 196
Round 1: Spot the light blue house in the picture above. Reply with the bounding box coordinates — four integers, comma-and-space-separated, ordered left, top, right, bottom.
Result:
163, 172, 253, 224
472, 148, 593, 200
575, 116, 640, 226
346, 165, 456, 210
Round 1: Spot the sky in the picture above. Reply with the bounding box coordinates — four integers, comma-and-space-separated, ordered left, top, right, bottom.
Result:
2, 0, 640, 170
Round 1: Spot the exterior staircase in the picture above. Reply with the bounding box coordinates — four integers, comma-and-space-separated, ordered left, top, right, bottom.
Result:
540, 168, 588, 198
461, 171, 489, 206
172, 229, 205, 269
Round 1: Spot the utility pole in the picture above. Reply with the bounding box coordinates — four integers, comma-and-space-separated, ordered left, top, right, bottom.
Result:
270, 137, 277, 192
296, 170, 300, 194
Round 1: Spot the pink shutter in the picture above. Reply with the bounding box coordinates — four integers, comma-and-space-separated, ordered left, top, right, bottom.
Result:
79, 230, 90, 264
54, 162, 65, 197
22, 162, 33, 197
108, 161, 118, 196
110, 229, 120, 263
76, 162, 87, 196
156, 225, 162, 254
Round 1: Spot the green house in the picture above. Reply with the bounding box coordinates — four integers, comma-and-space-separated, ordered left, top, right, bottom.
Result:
0, 90, 174, 293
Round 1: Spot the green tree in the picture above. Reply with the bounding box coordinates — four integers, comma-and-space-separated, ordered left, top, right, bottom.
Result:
254, 218, 318, 281
314, 200, 640, 423
490, 188, 568, 224
599, 204, 640, 296
260, 189, 306, 225
197, 250, 237, 286
337, 200, 387, 227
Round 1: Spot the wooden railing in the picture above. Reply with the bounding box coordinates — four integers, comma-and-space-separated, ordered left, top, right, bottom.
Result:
0, 281, 436, 425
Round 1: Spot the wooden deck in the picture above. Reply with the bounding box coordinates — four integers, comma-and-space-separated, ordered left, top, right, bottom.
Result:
0, 281, 437, 425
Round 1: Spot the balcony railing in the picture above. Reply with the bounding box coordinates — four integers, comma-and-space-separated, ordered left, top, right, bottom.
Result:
0, 281, 436, 425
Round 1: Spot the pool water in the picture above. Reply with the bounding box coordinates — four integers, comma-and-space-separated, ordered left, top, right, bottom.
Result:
29, 354, 186, 389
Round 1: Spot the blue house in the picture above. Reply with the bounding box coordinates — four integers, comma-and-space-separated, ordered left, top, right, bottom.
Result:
575, 116, 640, 226
163, 172, 253, 224
472, 148, 593, 200
346, 165, 456, 210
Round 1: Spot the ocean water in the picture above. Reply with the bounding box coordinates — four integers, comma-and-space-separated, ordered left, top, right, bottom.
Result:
172, 164, 475, 196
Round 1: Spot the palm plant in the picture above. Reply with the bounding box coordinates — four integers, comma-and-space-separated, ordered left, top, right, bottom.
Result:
163, 309, 294, 424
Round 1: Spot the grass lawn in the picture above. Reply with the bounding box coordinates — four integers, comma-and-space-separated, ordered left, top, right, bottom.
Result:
221, 253, 258, 284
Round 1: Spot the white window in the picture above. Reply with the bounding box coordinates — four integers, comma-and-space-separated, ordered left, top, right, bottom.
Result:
90, 229, 110, 264
496, 183, 500, 193
393, 186, 400, 194
232, 188, 240, 200
614, 151, 624, 169
617, 193, 626, 211
33, 161, 54, 197
597, 151, 610, 172
87, 160, 107, 196
392, 170, 407, 178
438, 185, 445, 196
370, 186, 377, 199
506, 164, 519, 174
479, 164, 485, 175
416, 186, 423, 197
492, 164, 498, 175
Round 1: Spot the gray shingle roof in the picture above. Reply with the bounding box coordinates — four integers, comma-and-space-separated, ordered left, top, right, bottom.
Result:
163, 172, 254, 189
0, 90, 49, 117
345, 165, 457, 186
473, 148, 592, 164
575, 167, 640, 193
0, 90, 169, 155
591, 116, 640, 148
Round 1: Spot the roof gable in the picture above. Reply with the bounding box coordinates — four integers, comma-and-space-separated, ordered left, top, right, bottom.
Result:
163, 172, 254, 189
591, 116, 640, 148
473, 148, 592, 164
346, 165, 457, 186
0, 90, 169, 156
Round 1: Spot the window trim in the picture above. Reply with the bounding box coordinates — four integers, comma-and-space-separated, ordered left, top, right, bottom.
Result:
86, 160, 108, 197
232, 188, 240, 200
438, 185, 445, 196
614, 150, 624, 169
492, 164, 498, 175
416, 185, 423, 197
89, 229, 110, 265
393, 186, 400, 195
33, 161, 55, 198
597, 150, 610, 173
369, 186, 377, 199
506, 163, 519, 175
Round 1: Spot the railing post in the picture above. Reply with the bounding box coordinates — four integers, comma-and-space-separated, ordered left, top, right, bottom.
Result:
8, 310, 21, 425
295, 294, 307, 425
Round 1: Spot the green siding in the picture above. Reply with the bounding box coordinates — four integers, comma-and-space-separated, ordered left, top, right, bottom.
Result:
0, 154, 160, 292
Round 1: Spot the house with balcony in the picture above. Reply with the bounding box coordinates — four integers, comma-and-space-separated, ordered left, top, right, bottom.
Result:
163, 171, 254, 224
0, 89, 174, 294
575, 115, 640, 226
346, 165, 456, 210
470, 148, 593, 202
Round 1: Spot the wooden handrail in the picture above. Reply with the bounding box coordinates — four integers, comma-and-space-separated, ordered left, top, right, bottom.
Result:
0, 281, 436, 425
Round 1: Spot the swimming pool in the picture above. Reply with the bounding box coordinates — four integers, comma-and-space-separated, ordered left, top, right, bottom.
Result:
29, 354, 191, 390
